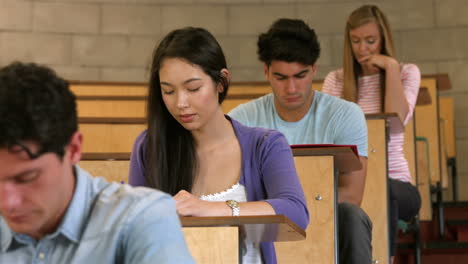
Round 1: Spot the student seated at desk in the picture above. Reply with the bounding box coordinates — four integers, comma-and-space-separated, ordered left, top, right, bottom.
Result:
322, 5, 422, 262
0, 62, 193, 263
128, 27, 309, 264
228, 18, 371, 264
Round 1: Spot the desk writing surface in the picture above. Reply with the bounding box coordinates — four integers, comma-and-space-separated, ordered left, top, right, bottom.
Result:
181, 215, 305, 242
292, 146, 361, 172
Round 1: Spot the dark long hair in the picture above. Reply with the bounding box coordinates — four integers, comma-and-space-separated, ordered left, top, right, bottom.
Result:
146, 27, 229, 195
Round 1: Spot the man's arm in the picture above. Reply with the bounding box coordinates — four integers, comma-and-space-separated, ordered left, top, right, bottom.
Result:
337, 157, 368, 206
124, 193, 195, 264
333, 102, 368, 207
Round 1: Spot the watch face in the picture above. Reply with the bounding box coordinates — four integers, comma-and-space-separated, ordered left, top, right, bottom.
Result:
226, 200, 240, 216
227, 200, 239, 208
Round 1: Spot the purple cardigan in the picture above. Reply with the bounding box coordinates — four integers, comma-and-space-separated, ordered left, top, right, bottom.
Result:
129, 117, 309, 264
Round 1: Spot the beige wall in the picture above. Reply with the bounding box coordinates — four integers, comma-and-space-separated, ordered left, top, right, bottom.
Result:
1, 0, 467, 199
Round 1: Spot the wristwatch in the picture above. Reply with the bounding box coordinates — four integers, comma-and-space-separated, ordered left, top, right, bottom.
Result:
226, 200, 240, 216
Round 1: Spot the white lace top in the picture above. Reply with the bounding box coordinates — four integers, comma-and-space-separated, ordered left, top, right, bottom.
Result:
200, 183, 263, 264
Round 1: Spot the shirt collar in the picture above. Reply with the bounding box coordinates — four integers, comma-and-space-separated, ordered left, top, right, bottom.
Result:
0, 218, 14, 252
0, 165, 92, 252
55, 165, 92, 243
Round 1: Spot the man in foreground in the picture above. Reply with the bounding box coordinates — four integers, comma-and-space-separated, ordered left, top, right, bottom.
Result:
0, 62, 194, 263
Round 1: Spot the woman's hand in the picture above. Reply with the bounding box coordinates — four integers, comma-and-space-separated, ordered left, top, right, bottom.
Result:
173, 190, 229, 217
358, 54, 398, 74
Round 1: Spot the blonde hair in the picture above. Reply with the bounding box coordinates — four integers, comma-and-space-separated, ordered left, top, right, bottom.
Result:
343, 5, 395, 104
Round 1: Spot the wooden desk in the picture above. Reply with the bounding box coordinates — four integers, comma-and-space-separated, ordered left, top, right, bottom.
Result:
276, 146, 360, 264
364, 114, 393, 264
182, 215, 305, 264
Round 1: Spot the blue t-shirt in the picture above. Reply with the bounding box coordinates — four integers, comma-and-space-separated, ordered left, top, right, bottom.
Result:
228, 91, 368, 157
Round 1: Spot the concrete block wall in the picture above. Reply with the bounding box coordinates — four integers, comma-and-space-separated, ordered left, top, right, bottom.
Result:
1, 0, 467, 199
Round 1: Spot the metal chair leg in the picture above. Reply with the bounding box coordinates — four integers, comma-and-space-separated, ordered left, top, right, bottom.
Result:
448, 158, 457, 201
436, 182, 445, 239
414, 215, 422, 264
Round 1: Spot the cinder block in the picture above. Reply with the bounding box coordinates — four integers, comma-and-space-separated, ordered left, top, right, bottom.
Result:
229, 5, 294, 35
329, 35, 344, 67
102, 5, 161, 35
161, 6, 227, 35
316, 65, 337, 81
0, 32, 71, 65
101, 67, 149, 82
0, 0, 32, 30
33, 2, 99, 33
55, 0, 258, 3
455, 126, 468, 140
128, 37, 159, 67
318, 35, 332, 67
134, 0, 192, 3
57, 0, 127, 3
194, 0, 262, 3
297, 3, 357, 34
456, 139, 468, 173
400, 29, 468, 61
457, 173, 468, 200
438, 61, 468, 93
52, 65, 101, 81
453, 93, 468, 138
263, 0, 296, 3
229, 66, 266, 82
72, 35, 129, 66
376, 0, 434, 30
218, 36, 259, 68
415, 63, 437, 75
436, 0, 468, 27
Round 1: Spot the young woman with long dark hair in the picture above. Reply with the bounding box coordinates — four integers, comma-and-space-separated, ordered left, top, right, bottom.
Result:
129, 27, 309, 264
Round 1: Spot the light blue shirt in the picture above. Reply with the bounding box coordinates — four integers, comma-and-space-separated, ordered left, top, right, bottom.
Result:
0, 166, 194, 264
228, 91, 368, 157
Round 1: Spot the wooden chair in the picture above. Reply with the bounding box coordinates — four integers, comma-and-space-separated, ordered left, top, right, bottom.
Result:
80, 120, 145, 154
79, 159, 130, 183
439, 96, 458, 200
77, 98, 146, 119
70, 82, 147, 97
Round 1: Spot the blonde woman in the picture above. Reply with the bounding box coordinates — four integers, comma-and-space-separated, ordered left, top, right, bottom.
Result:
322, 5, 422, 261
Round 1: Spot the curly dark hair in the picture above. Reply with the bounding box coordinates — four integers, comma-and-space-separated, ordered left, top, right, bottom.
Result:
257, 18, 321, 66
0, 62, 77, 159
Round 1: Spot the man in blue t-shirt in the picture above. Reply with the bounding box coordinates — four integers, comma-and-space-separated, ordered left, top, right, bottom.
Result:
229, 18, 372, 264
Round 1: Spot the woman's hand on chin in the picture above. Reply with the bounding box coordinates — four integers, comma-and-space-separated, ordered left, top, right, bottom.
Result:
359, 54, 398, 73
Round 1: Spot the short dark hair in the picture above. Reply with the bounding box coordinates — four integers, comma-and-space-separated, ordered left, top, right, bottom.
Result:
257, 18, 321, 66
0, 62, 77, 159
146, 27, 229, 194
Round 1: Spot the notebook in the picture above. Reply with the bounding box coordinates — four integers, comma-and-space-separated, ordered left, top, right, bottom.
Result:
290, 144, 359, 157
